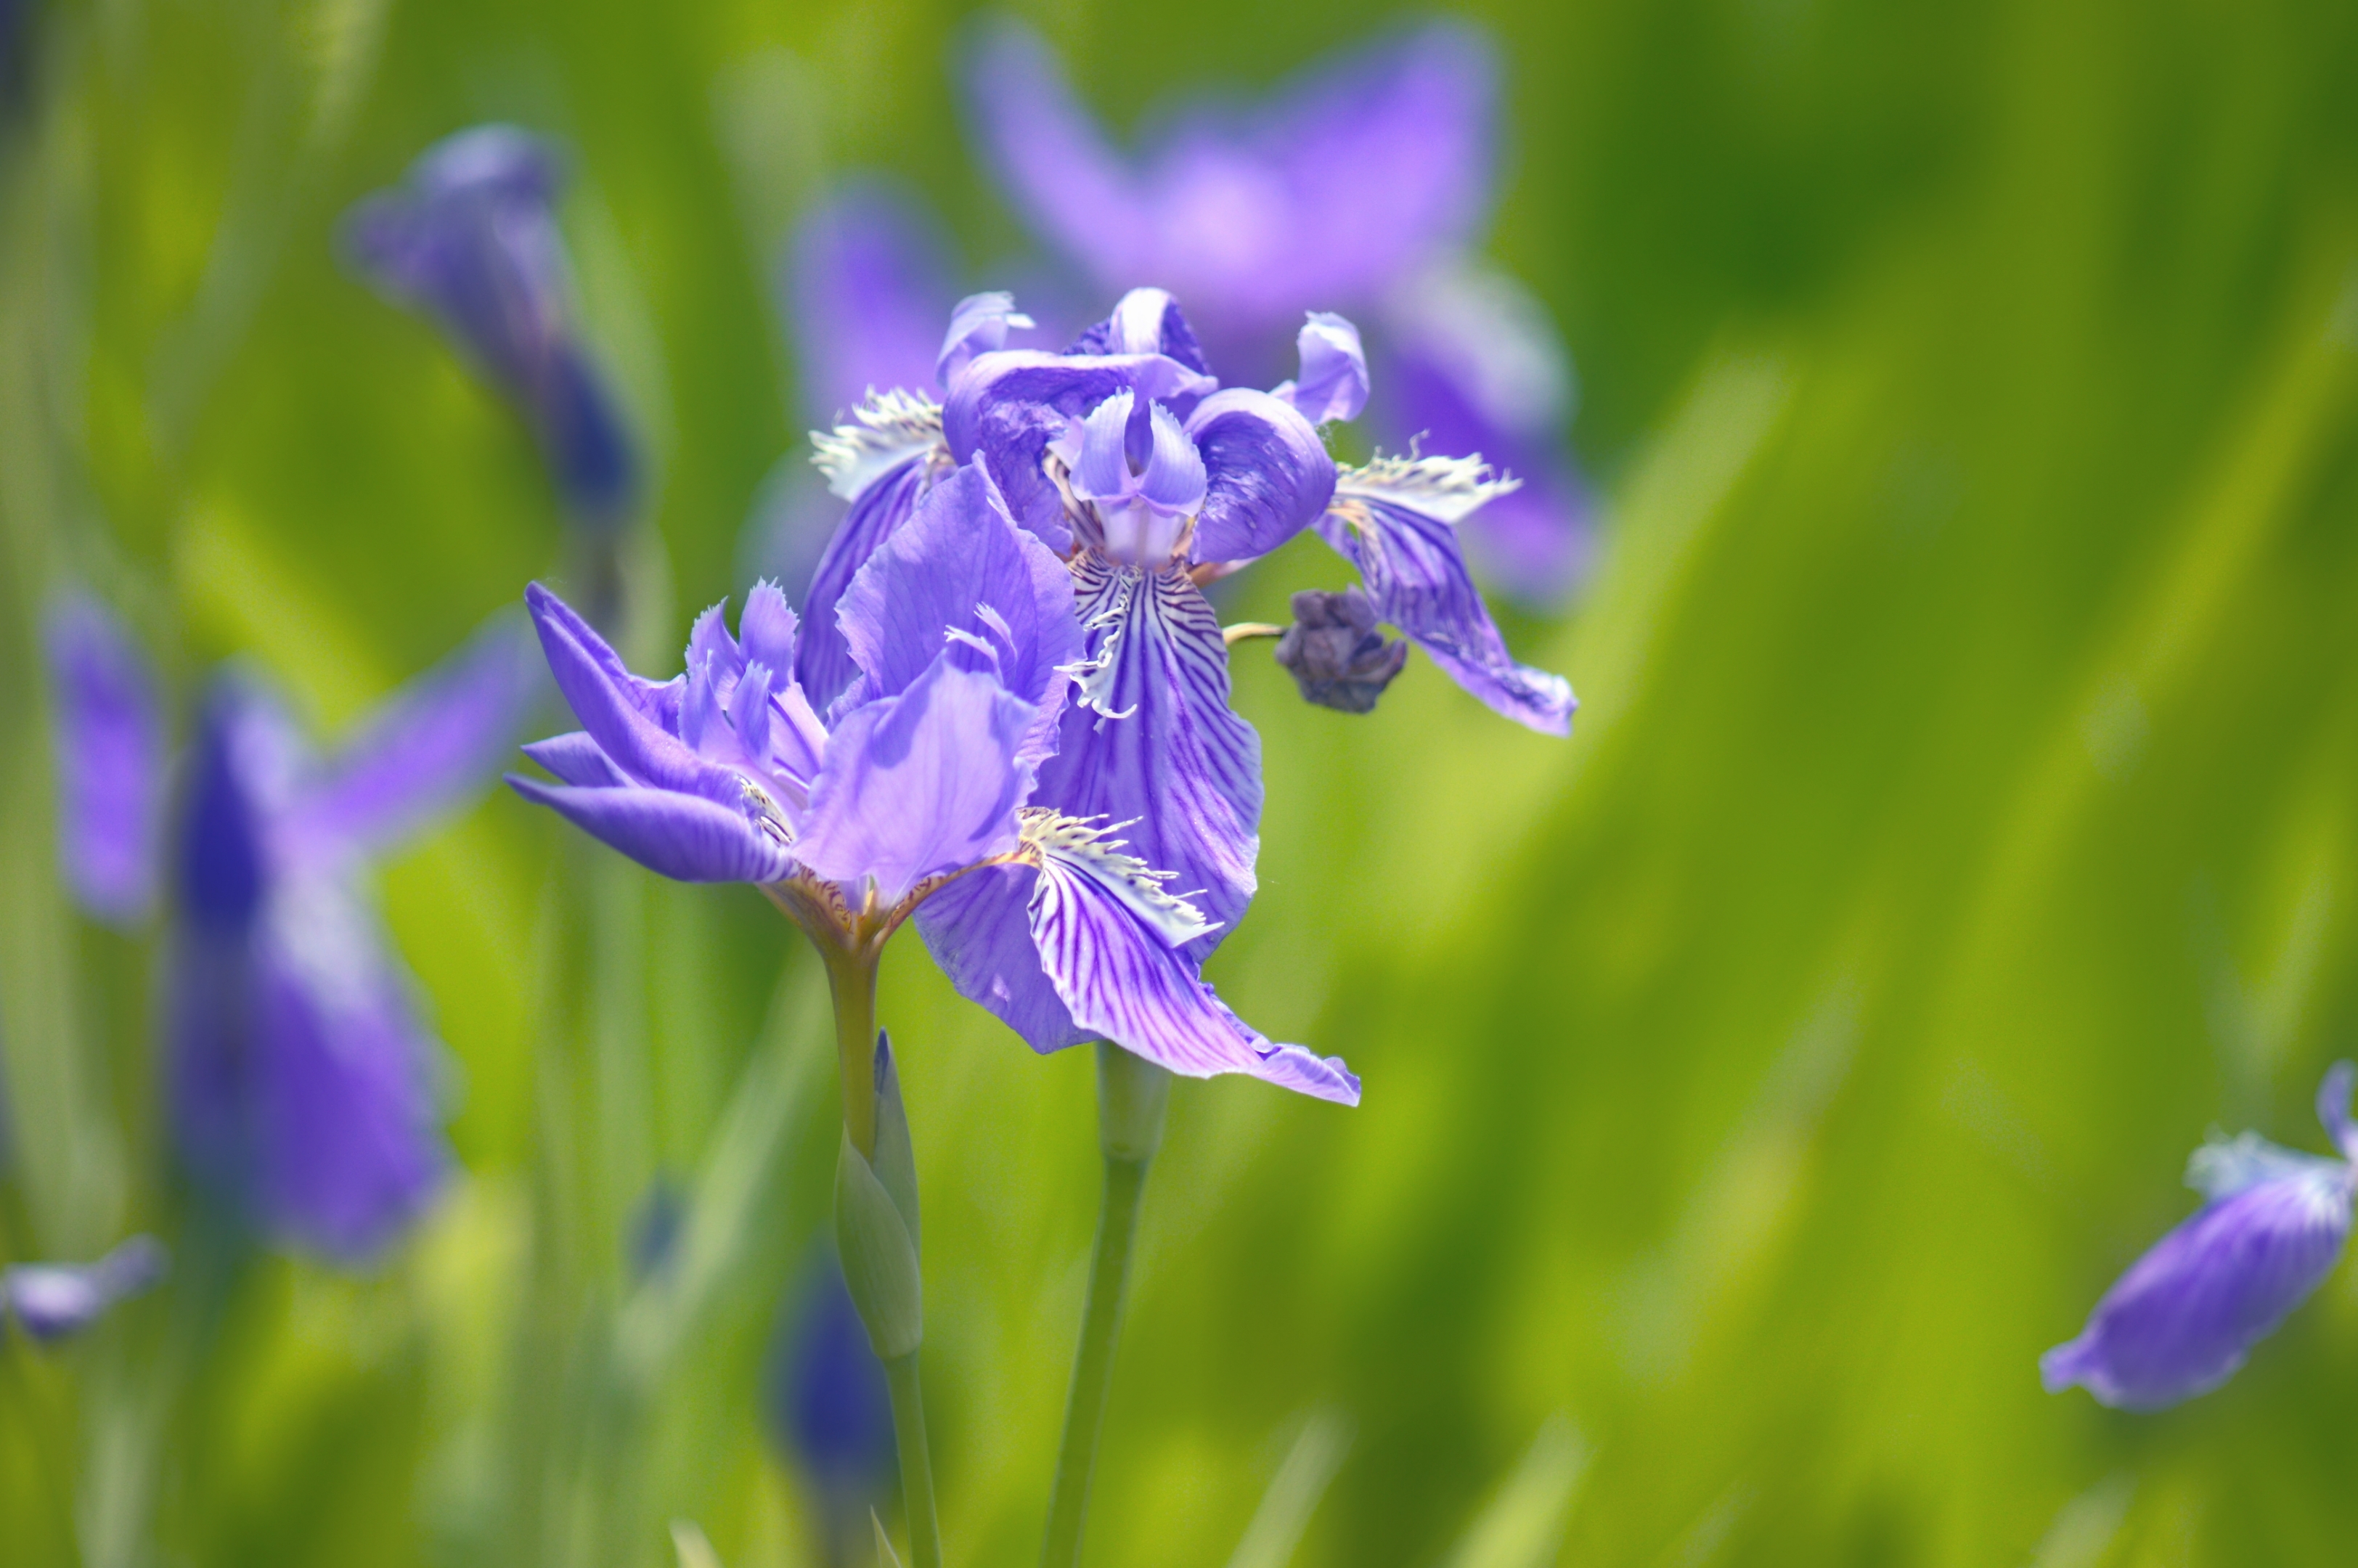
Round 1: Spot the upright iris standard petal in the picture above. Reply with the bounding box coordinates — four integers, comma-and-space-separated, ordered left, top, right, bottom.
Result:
833, 460, 1082, 733
794, 655, 1035, 906
1064, 287, 1212, 374
796, 450, 937, 710
2, 1236, 167, 1342
1318, 457, 1575, 735
1038, 560, 1262, 951
1276, 312, 1370, 425
938, 290, 1037, 385
280, 615, 539, 868
2042, 1063, 2358, 1410
1023, 817, 1358, 1103
43, 592, 163, 926
1185, 388, 1337, 564
342, 125, 637, 524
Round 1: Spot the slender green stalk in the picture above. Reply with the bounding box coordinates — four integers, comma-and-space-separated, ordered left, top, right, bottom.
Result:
1041, 1043, 1171, 1568
884, 1351, 943, 1568
821, 944, 882, 1156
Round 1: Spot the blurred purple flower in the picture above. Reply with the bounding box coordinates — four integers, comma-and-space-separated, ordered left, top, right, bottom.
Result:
343, 126, 637, 528
2, 1235, 166, 1343
509, 451, 1358, 1102
960, 18, 1594, 603
44, 592, 164, 926
2042, 1062, 2358, 1410
45, 595, 537, 1261
766, 1254, 897, 1564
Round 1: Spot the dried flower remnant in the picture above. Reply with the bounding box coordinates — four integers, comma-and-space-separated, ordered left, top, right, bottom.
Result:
1273, 589, 1409, 714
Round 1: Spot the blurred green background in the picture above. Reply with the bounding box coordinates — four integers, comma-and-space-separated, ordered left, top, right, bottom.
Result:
7, 0, 2358, 1564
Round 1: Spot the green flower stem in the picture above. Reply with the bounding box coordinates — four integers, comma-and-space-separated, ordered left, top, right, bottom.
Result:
1041, 1043, 1171, 1568
884, 1351, 944, 1568
820, 942, 882, 1157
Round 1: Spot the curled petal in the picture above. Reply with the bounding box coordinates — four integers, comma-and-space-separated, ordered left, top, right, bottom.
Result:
1276, 311, 1370, 425
283, 615, 539, 869
1070, 390, 1137, 502
795, 656, 1034, 905
1025, 828, 1357, 1103
913, 862, 1091, 1054
506, 775, 795, 883
795, 453, 934, 712
43, 592, 163, 926
1186, 388, 1337, 564
2042, 1163, 2353, 1409
835, 461, 1082, 748
1317, 480, 1574, 735
526, 583, 743, 804
944, 350, 1217, 548
1037, 560, 1260, 953
938, 290, 1037, 385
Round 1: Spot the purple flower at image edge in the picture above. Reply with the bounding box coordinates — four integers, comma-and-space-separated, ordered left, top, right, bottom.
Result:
767, 1255, 897, 1561
342, 125, 637, 528
2041, 1062, 2358, 1410
44, 592, 165, 926
45, 595, 540, 1262
2, 1236, 167, 1343
959, 16, 1594, 604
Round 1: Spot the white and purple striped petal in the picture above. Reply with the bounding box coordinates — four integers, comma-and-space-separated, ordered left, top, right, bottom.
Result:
1022, 815, 1357, 1103
1036, 559, 1261, 953
2042, 1063, 2358, 1410
1318, 457, 1575, 735
913, 862, 1093, 1055
43, 592, 163, 927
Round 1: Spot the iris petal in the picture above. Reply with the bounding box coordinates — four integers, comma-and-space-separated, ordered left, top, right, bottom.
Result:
43, 592, 164, 927
1186, 388, 1336, 564
505, 775, 794, 883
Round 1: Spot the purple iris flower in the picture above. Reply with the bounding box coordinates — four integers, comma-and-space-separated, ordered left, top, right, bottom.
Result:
507, 444, 1359, 1102
1, 1235, 167, 1343
45, 595, 537, 1260
960, 19, 1595, 602
343, 126, 637, 529
796, 288, 1565, 960
45, 593, 165, 926
767, 1255, 897, 1564
2042, 1062, 2358, 1410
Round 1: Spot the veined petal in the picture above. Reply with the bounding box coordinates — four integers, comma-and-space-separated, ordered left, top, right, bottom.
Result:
938, 290, 1037, 385
835, 461, 1082, 740
1037, 560, 1260, 952
741, 580, 801, 677
282, 616, 539, 868
912, 862, 1092, 1055
795, 452, 934, 712
43, 592, 164, 926
1186, 388, 1336, 564
943, 349, 1217, 549
245, 876, 451, 1261
795, 655, 1034, 905
791, 184, 955, 418
1275, 311, 1369, 425
506, 775, 796, 883
1024, 828, 1357, 1103
1070, 390, 1136, 501
526, 583, 744, 804
1318, 473, 1575, 736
